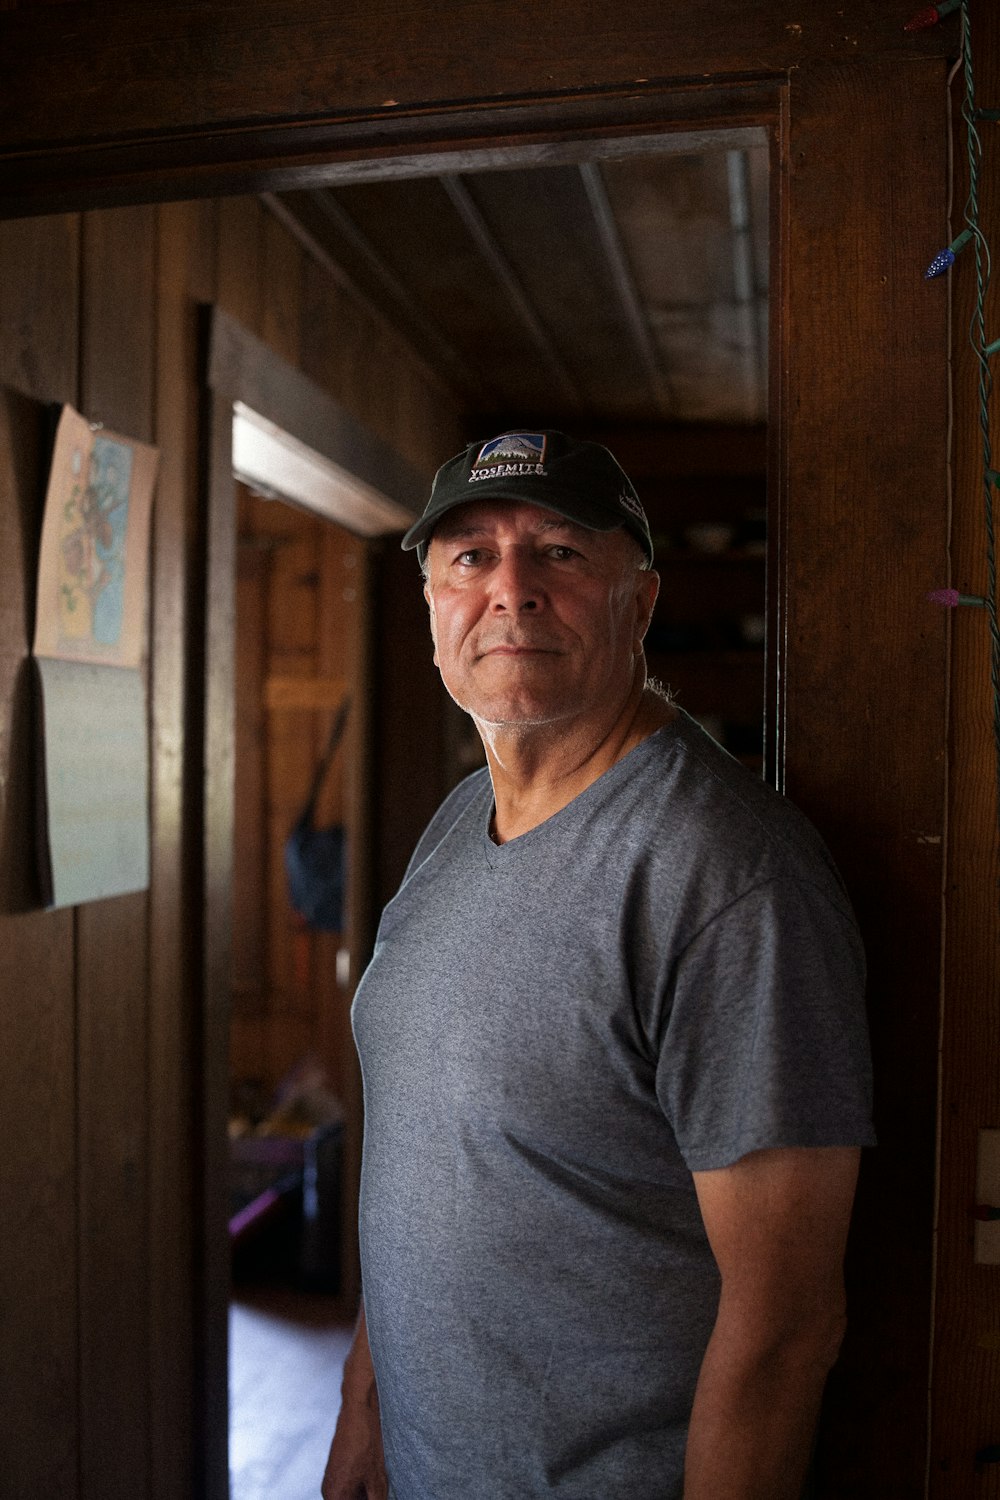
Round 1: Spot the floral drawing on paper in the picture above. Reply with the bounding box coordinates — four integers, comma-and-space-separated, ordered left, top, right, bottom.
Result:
58, 435, 134, 649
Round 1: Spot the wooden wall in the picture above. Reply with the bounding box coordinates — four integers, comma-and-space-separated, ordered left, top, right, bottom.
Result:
2, 2, 999, 1497
0, 196, 462, 1500
230, 485, 364, 1107
932, 5, 1000, 1491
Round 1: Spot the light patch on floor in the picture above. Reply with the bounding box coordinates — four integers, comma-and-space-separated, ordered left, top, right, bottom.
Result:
230, 1289, 354, 1500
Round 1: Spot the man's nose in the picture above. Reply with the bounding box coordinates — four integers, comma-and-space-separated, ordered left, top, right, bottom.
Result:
488, 550, 542, 612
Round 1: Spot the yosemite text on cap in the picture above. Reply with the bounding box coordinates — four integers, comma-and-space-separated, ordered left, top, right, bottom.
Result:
401, 430, 655, 566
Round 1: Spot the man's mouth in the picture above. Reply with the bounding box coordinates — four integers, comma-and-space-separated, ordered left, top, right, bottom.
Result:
478, 643, 560, 658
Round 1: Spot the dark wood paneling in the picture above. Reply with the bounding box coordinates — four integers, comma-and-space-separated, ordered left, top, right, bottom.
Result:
0, 1, 948, 168
0, 81, 787, 218
373, 541, 452, 906
264, 524, 318, 1010
76, 204, 156, 1500
0, 19, 969, 1500
263, 190, 467, 407
198, 388, 237, 1500
0, 214, 79, 402
295, 248, 466, 478
261, 207, 304, 367
778, 60, 949, 1497
148, 197, 214, 1500
0, 906, 79, 1495
230, 491, 369, 1300
0, 387, 79, 1500
931, 1, 1000, 1489
765, 118, 786, 789
209, 305, 427, 515
320, 526, 371, 1307
216, 196, 265, 337
275, 188, 491, 408
327, 178, 552, 414
0, 211, 80, 1500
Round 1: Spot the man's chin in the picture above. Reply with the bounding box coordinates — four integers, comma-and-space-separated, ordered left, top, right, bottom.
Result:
466, 699, 576, 731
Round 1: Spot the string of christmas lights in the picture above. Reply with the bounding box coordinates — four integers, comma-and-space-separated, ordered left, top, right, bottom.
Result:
960, 2, 1000, 856
905, 0, 961, 33
925, 0, 1000, 862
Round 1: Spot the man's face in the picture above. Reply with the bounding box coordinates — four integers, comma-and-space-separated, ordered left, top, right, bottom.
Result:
422, 500, 659, 732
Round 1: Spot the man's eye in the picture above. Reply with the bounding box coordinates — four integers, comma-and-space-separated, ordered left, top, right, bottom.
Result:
547, 545, 579, 561
455, 549, 484, 566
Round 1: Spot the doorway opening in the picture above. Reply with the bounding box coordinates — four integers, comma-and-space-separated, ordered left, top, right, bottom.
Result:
227, 485, 363, 1500
210, 375, 417, 1496
220, 123, 771, 1499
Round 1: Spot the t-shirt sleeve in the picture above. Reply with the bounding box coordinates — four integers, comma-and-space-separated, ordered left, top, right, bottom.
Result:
654, 876, 876, 1172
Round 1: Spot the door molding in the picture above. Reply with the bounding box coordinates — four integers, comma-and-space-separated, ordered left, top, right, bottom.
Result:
198, 307, 413, 1497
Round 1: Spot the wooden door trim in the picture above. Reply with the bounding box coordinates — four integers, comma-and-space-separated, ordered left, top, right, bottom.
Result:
169, 64, 948, 1500
199, 307, 429, 1496
0, 80, 785, 219
208, 307, 427, 520
0, 0, 952, 219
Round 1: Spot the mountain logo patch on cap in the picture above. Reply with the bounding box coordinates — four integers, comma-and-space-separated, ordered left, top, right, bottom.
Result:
469, 432, 547, 483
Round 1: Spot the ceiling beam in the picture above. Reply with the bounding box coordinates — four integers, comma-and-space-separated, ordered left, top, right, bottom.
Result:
577, 161, 677, 417
285, 187, 497, 409
0, 2, 947, 163
438, 174, 583, 412
261, 192, 461, 406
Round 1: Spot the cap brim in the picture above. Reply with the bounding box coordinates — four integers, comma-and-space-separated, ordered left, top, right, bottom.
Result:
401, 486, 627, 554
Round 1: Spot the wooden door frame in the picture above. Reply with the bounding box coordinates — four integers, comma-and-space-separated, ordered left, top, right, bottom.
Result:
197, 75, 948, 1499
0, 21, 952, 1495
198, 307, 431, 1494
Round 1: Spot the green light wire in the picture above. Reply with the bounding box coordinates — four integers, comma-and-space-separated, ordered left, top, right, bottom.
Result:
960, 0, 1000, 857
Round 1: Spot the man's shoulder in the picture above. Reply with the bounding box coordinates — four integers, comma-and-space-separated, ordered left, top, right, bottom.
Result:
627, 716, 848, 903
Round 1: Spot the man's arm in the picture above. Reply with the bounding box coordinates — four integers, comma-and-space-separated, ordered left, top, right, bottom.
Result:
684, 1145, 860, 1500
321, 1299, 387, 1500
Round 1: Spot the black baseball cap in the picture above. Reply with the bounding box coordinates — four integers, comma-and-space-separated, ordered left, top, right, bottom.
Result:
401, 429, 654, 567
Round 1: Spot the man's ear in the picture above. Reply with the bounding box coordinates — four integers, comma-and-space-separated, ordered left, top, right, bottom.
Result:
634, 568, 660, 648
423, 581, 439, 665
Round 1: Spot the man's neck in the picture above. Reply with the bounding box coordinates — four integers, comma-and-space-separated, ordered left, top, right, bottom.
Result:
478, 681, 676, 844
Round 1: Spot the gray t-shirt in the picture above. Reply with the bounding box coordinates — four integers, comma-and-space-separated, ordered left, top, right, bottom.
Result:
352, 713, 874, 1500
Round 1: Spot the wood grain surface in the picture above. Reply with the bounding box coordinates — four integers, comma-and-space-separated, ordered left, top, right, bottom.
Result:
0, 213, 79, 1499
0, 0, 950, 153
930, 2, 1000, 1491
0, 3, 986, 1495
76, 203, 156, 1500
779, 59, 949, 1497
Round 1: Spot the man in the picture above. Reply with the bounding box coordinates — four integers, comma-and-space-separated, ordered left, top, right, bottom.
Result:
322, 430, 874, 1500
